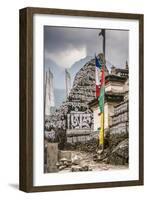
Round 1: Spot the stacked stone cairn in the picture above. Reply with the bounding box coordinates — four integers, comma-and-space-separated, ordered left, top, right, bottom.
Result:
45, 57, 98, 147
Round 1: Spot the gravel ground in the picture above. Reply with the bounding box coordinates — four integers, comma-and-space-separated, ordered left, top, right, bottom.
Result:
58, 150, 128, 173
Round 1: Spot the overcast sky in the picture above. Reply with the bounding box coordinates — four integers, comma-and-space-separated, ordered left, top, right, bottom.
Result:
44, 26, 129, 70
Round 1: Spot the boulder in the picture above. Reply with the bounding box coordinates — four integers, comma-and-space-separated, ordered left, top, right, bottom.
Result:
108, 138, 128, 165
72, 154, 81, 165
71, 166, 82, 172
58, 150, 72, 161
71, 165, 92, 172
109, 133, 128, 150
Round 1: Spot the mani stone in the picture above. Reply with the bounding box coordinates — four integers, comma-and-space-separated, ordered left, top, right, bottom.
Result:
47, 143, 59, 173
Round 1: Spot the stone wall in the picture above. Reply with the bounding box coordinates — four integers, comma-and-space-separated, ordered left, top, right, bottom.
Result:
66, 129, 97, 143
107, 138, 128, 165
110, 100, 129, 135
64, 138, 99, 153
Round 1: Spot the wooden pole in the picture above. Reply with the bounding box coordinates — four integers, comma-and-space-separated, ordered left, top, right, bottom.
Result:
102, 62, 105, 152
99, 29, 106, 152
103, 30, 105, 152
99, 29, 105, 58
103, 29, 105, 58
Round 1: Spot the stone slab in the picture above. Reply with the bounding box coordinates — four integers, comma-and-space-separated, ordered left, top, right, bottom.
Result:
47, 143, 58, 173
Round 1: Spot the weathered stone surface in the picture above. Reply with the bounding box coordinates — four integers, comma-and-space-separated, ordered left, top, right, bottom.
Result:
59, 165, 67, 170
46, 143, 59, 173
93, 148, 110, 162
109, 132, 128, 150
72, 154, 81, 165
71, 166, 82, 172
71, 165, 91, 172
91, 134, 129, 166
107, 138, 128, 165
56, 150, 94, 171
58, 150, 72, 161
65, 138, 98, 153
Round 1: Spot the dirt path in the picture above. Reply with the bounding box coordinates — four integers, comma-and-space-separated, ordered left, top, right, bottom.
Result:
59, 150, 128, 173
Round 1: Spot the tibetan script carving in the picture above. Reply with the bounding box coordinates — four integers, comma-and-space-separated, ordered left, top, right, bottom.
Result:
67, 111, 93, 129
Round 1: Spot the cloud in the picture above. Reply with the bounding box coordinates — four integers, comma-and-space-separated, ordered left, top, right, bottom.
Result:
44, 26, 129, 69
106, 30, 129, 67
45, 46, 86, 68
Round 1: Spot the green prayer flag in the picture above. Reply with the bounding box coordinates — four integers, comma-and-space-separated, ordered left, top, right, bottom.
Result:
98, 85, 104, 113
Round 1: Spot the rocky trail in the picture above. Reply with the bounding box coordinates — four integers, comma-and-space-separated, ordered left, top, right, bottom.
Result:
58, 150, 128, 173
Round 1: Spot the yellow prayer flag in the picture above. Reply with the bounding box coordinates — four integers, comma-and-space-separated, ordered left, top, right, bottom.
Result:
99, 113, 104, 145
